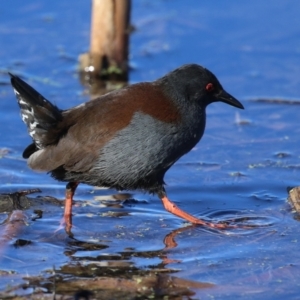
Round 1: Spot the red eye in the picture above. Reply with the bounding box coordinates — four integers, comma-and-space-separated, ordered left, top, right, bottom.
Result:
205, 83, 214, 92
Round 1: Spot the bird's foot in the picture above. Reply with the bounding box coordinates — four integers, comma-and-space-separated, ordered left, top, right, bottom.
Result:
193, 218, 262, 230
193, 219, 238, 229
160, 194, 256, 230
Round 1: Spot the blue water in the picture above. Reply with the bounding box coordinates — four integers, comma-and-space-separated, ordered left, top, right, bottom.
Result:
1, 1, 300, 299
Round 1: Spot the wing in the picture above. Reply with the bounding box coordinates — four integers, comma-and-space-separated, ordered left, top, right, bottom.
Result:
27, 82, 180, 173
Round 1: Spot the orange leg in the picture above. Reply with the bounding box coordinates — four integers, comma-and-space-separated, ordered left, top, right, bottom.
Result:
159, 189, 237, 230
64, 181, 79, 235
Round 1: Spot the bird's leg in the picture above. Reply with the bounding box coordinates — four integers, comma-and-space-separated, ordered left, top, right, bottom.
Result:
63, 181, 79, 235
158, 188, 236, 230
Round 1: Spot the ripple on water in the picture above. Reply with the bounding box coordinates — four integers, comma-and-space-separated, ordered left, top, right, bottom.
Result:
191, 209, 278, 236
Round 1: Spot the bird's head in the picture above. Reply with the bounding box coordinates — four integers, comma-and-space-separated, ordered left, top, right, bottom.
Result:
161, 64, 244, 110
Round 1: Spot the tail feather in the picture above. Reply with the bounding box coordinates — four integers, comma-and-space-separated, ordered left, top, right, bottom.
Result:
9, 73, 63, 149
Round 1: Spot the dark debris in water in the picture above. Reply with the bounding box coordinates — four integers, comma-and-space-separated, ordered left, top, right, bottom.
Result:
0, 265, 213, 299
65, 239, 109, 253
251, 98, 300, 105
13, 238, 32, 247
248, 159, 300, 170
0, 189, 61, 213
30, 271, 212, 300
273, 152, 291, 159
229, 171, 247, 177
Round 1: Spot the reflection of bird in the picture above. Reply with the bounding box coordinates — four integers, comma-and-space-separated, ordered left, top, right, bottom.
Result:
9, 64, 243, 233
163, 224, 198, 250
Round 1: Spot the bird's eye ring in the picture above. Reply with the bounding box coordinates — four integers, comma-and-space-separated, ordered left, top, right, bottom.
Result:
205, 83, 214, 92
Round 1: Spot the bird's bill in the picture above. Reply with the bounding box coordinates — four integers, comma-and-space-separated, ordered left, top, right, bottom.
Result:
217, 90, 244, 109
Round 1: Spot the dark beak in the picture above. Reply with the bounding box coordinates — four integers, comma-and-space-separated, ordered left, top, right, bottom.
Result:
217, 90, 244, 109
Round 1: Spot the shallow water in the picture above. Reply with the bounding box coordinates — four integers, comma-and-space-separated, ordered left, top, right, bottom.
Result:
1, 0, 300, 299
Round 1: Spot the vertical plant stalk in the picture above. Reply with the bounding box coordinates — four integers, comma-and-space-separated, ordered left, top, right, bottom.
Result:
80, 0, 131, 81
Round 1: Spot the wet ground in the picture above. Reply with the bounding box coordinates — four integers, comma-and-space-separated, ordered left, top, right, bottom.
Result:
1, 0, 300, 299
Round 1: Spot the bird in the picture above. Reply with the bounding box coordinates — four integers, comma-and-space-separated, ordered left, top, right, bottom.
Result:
9, 64, 244, 234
